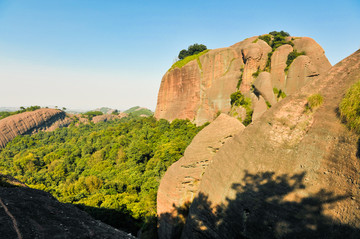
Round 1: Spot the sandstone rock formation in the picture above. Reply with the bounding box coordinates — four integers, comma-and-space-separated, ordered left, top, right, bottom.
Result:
0, 109, 71, 148
0, 174, 134, 239
155, 35, 331, 125
157, 114, 245, 239
177, 50, 360, 238
91, 113, 128, 124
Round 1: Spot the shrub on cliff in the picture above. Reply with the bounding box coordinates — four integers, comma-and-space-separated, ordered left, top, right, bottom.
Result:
230, 91, 253, 126
340, 80, 360, 133
178, 43, 207, 60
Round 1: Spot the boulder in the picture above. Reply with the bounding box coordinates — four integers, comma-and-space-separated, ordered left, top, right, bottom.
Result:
285, 55, 318, 94
270, 44, 293, 90
180, 50, 360, 238
155, 36, 331, 125
253, 72, 277, 105
0, 175, 134, 239
157, 114, 245, 239
252, 95, 267, 121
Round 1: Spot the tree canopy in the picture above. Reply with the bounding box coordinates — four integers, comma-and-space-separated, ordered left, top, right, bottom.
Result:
0, 115, 204, 236
178, 43, 207, 60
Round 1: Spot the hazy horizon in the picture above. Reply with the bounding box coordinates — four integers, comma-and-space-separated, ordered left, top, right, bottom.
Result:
1, 0, 359, 110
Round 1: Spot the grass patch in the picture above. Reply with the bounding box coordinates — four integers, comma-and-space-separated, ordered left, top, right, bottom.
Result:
169, 50, 210, 71
339, 80, 360, 133
306, 94, 324, 112
273, 88, 287, 101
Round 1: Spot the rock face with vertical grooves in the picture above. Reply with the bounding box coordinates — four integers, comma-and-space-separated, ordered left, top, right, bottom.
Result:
155, 35, 331, 125
157, 114, 245, 239
178, 50, 360, 238
0, 109, 71, 148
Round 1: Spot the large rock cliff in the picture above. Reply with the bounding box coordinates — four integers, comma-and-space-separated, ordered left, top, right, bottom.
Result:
157, 114, 245, 238
0, 109, 71, 148
155, 35, 331, 125
175, 50, 360, 238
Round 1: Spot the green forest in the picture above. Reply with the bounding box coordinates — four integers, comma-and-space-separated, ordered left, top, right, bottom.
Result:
0, 115, 205, 236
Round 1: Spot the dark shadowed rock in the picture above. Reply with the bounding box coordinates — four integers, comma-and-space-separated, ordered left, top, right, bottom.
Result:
0, 175, 134, 239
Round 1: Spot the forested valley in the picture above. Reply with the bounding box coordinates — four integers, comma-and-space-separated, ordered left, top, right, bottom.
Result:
0, 115, 205, 236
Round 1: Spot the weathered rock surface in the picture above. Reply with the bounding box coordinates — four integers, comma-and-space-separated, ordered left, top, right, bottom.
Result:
271, 44, 293, 90
285, 55, 318, 94
0, 109, 71, 148
157, 114, 245, 239
179, 50, 360, 238
0, 175, 134, 239
252, 95, 267, 121
253, 72, 277, 105
155, 35, 331, 125
91, 113, 128, 124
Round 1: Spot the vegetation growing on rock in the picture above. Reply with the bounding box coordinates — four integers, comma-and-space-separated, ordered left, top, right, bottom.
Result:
306, 93, 324, 112
169, 49, 209, 71
273, 88, 287, 101
0, 105, 41, 120
230, 91, 253, 125
285, 50, 306, 73
339, 80, 360, 133
178, 43, 207, 60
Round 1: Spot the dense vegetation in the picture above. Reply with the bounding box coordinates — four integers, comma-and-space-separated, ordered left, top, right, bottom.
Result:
178, 43, 207, 60
124, 106, 153, 117
230, 91, 253, 126
0, 116, 204, 236
340, 80, 360, 133
0, 105, 41, 120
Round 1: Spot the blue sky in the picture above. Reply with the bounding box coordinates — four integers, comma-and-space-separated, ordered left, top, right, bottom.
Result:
0, 0, 359, 111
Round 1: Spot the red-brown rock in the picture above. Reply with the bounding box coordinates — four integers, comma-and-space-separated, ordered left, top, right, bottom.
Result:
0, 109, 70, 148
157, 114, 245, 239
180, 50, 360, 238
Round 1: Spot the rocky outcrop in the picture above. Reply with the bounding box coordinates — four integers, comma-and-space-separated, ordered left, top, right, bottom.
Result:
91, 113, 128, 124
0, 109, 71, 148
155, 35, 331, 125
157, 114, 245, 239
0, 175, 134, 239
177, 50, 360, 238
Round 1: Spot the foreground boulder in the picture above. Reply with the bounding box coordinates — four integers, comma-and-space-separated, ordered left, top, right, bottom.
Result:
178, 50, 360, 238
157, 114, 245, 239
0, 175, 134, 239
0, 109, 70, 148
155, 35, 331, 125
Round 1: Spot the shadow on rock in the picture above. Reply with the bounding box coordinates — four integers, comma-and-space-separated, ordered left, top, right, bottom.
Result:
160, 171, 360, 239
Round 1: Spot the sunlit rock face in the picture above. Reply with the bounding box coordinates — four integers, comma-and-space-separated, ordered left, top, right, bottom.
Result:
179, 50, 360, 238
155, 36, 331, 125
0, 108, 71, 148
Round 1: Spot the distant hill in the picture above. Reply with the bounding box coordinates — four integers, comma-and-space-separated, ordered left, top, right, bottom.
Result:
123, 106, 153, 117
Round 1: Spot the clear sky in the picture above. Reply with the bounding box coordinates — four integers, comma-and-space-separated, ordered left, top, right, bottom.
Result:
0, 0, 359, 111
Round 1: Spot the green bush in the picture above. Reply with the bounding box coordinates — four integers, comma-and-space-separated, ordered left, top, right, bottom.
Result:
285, 50, 306, 72
230, 91, 253, 126
306, 94, 324, 112
339, 80, 360, 133
273, 88, 287, 100
169, 50, 209, 71
258, 34, 272, 45
178, 43, 207, 60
